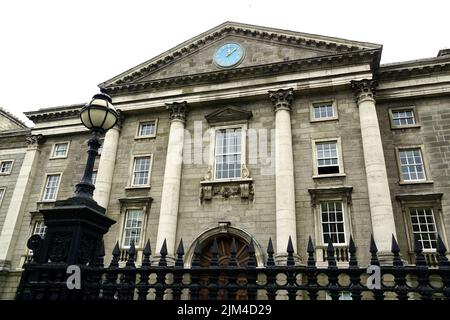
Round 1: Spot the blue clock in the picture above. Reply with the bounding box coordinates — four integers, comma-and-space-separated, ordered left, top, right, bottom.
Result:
214, 43, 245, 68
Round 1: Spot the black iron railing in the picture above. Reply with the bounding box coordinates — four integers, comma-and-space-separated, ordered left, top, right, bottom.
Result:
15, 234, 450, 301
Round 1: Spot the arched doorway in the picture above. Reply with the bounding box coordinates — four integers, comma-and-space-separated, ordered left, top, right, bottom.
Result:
198, 235, 250, 300
200, 236, 249, 268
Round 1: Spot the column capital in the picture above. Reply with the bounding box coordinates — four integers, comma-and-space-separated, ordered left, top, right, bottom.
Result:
166, 101, 188, 123
268, 88, 294, 113
25, 134, 45, 149
350, 79, 378, 104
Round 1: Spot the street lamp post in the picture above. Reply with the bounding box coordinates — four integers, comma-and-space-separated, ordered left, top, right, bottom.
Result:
74, 93, 119, 199
27, 93, 117, 267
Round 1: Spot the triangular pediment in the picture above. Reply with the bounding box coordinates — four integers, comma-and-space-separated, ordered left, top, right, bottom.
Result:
205, 106, 252, 124
100, 22, 381, 92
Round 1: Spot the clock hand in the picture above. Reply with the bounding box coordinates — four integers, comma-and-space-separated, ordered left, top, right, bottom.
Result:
226, 48, 237, 57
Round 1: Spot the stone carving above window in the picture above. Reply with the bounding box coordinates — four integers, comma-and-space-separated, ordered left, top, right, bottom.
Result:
199, 178, 254, 203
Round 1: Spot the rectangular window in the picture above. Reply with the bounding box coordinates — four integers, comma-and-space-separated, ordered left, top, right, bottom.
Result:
122, 209, 144, 247
0, 160, 13, 174
316, 142, 339, 175
132, 156, 151, 186
97, 138, 105, 156
42, 174, 61, 201
392, 109, 415, 126
399, 148, 426, 181
52, 142, 69, 158
410, 208, 438, 250
313, 102, 334, 119
92, 171, 97, 185
321, 201, 346, 245
33, 221, 47, 238
137, 121, 156, 138
215, 128, 242, 180
0, 187, 5, 206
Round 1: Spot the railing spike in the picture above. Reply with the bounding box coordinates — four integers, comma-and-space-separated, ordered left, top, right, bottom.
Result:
370, 234, 379, 266
348, 236, 358, 267
159, 239, 168, 267
286, 236, 295, 266
326, 238, 336, 268
191, 240, 201, 268
142, 239, 152, 267
110, 241, 120, 267
414, 237, 427, 268
228, 237, 238, 267
437, 234, 450, 267
210, 238, 219, 268
175, 238, 185, 267
391, 234, 403, 267
307, 236, 316, 267
126, 240, 136, 267
247, 238, 256, 268
266, 237, 275, 267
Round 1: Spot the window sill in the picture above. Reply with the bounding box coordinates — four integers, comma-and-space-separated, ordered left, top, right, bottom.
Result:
134, 135, 156, 140
391, 124, 421, 130
0, 173, 12, 176
310, 117, 339, 123
312, 173, 346, 179
399, 180, 433, 185
125, 185, 151, 190
37, 200, 57, 204
49, 156, 68, 160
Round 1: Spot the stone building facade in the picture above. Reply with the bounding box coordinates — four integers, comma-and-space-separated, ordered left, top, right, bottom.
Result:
1, 22, 450, 298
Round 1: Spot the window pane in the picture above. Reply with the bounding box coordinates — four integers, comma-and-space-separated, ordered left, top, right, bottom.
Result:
123, 210, 144, 247
316, 142, 339, 175
0, 161, 13, 173
409, 208, 438, 250
214, 128, 242, 179
33, 221, 47, 238
139, 122, 156, 136
321, 201, 346, 245
313, 102, 334, 119
132, 157, 151, 185
392, 109, 415, 126
399, 149, 426, 181
43, 174, 61, 201
53, 143, 68, 157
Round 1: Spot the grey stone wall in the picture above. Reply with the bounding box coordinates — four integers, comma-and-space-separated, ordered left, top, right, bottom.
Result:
378, 95, 450, 262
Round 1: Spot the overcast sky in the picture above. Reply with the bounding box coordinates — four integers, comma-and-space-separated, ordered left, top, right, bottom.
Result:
1, 0, 449, 126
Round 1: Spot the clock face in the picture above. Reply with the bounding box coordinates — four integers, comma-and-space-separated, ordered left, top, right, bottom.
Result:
214, 43, 244, 68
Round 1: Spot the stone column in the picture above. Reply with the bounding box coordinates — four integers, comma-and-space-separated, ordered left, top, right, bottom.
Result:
268, 89, 298, 262
93, 124, 121, 209
156, 102, 188, 257
351, 79, 397, 258
0, 134, 43, 268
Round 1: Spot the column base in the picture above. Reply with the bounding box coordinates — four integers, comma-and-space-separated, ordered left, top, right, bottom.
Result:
152, 254, 176, 266
275, 253, 302, 266
0, 259, 11, 270
377, 252, 395, 266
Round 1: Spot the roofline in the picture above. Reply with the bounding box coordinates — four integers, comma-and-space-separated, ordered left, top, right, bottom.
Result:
99, 21, 382, 88
0, 107, 28, 128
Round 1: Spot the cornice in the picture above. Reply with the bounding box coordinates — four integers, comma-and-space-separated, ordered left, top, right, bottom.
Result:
100, 22, 381, 90
377, 56, 450, 81
102, 49, 379, 95
25, 105, 82, 124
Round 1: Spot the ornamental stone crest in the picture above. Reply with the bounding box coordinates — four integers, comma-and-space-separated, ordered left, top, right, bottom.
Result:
166, 101, 188, 123
26, 134, 45, 147
268, 88, 294, 112
350, 79, 378, 104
